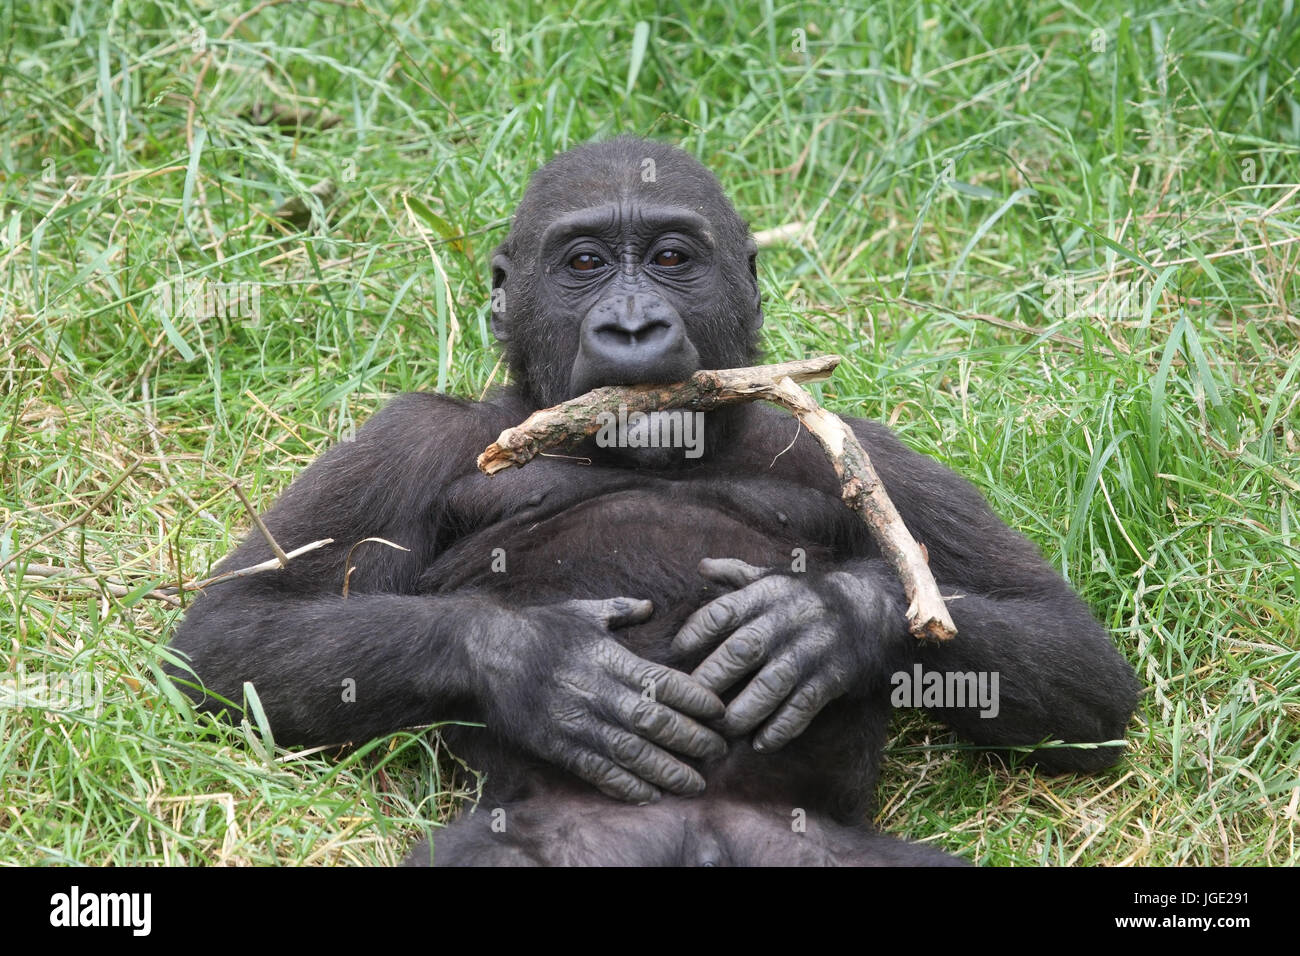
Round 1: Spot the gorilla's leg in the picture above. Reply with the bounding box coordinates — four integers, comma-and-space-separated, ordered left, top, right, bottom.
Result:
409, 796, 691, 866
405, 794, 967, 866
704, 802, 968, 866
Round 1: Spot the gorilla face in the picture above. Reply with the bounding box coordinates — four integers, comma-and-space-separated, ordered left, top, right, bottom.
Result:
550, 203, 706, 397
490, 137, 763, 409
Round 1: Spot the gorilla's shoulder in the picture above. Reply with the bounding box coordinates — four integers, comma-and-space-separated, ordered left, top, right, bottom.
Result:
365, 390, 529, 440
340, 391, 530, 484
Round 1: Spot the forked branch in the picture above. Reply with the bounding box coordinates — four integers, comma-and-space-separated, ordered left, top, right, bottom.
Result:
477, 355, 957, 641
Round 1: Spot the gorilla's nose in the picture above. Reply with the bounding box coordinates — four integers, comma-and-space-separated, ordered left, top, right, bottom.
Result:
573, 293, 699, 388
590, 295, 675, 350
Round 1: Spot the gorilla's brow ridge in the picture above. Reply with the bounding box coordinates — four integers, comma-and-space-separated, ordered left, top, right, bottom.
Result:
539, 204, 717, 254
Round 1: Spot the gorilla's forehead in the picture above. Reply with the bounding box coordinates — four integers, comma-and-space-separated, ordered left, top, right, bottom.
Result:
538, 202, 718, 249
525, 143, 722, 202
505, 137, 747, 252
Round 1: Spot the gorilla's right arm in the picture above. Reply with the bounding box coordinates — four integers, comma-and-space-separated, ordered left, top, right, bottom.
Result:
166, 394, 724, 800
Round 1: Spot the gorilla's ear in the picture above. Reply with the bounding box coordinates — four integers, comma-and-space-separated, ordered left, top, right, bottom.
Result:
744, 237, 763, 332
490, 250, 512, 342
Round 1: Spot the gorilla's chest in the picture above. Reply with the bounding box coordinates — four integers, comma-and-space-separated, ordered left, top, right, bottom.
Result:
425, 459, 872, 662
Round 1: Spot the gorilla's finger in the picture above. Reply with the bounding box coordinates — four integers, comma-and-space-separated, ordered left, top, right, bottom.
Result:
697, 557, 768, 589
598, 640, 725, 719
752, 681, 837, 753
569, 597, 654, 629
671, 589, 765, 655
568, 747, 660, 804
722, 658, 799, 736
599, 724, 707, 796
691, 623, 771, 694
620, 689, 727, 760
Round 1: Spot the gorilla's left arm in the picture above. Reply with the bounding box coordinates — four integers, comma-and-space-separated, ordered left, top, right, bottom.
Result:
673, 417, 1140, 773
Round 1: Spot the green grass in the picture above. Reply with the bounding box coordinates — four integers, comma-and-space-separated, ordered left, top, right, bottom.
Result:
1, 0, 1297, 866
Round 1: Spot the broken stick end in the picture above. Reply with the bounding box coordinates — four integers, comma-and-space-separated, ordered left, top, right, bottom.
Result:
910, 618, 958, 642
476, 449, 512, 475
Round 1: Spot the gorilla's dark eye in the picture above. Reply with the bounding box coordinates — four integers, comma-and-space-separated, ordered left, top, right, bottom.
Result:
653, 249, 686, 267
569, 253, 606, 272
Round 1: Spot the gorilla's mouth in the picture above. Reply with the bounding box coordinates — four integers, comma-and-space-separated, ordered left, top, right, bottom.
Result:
593, 320, 672, 348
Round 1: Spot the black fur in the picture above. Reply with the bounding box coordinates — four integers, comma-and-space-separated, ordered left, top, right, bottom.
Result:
168, 137, 1139, 866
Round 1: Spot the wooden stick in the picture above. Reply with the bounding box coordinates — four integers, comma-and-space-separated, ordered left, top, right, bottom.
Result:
18, 563, 181, 607
167, 538, 335, 594
477, 355, 957, 641
478, 356, 837, 474
762, 376, 957, 641
12, 535, 337, 606
230, 482, 290, 566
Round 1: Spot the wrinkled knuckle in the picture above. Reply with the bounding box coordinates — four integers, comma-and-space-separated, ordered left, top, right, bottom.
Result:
609, 730, 650, 765
569, 749, 603, 779
704, 602, 735, 630
765, 659, 799, 691
790, 685, 820, 714
595, 763, 627, 790
728, 635, 762, 666
638, 663, 665, 689
664, 765, 695, 792
629, 698, 668, 735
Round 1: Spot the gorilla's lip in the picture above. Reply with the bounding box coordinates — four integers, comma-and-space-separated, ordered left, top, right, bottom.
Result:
570, 363, 703, 395
592, 321, 672, 347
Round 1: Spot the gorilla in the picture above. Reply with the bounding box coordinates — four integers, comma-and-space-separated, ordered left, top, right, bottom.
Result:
167, 136, 1139, 866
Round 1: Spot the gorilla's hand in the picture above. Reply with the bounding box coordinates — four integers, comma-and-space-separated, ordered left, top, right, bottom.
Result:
483, 597, 727, 803
672, 558, 891, 751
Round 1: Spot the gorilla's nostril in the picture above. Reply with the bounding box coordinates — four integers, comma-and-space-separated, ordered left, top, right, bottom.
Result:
573, 292, 699, 394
